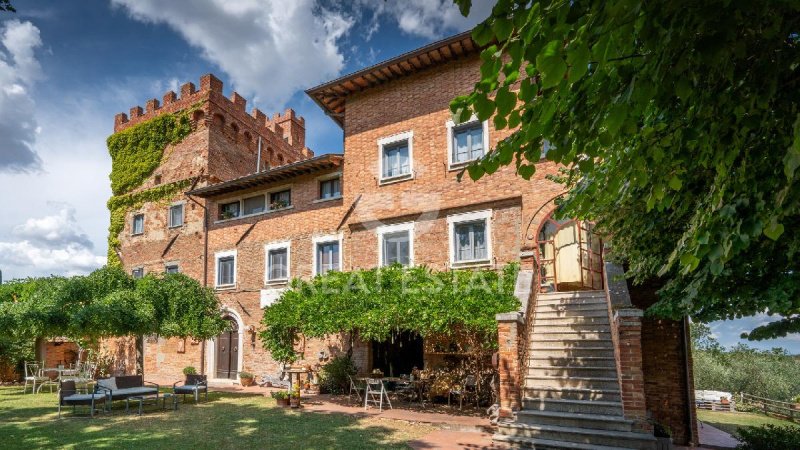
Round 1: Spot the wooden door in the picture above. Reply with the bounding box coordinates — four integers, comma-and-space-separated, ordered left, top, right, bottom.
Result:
215, 317, 239, 379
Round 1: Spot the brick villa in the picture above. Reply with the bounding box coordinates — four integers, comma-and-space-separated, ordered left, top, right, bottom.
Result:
92, 32, 697, 448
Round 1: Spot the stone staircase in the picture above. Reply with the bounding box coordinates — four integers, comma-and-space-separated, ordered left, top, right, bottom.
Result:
494, 291, 656, 449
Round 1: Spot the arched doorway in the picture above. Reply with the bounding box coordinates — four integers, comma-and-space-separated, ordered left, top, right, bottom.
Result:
536, 212, 603, 293
215, 316, 239, 380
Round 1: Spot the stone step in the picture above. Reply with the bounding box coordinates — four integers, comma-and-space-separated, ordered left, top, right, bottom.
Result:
522, 398, 624, 416
531, 330, 612, 340
529, 347, 616, 358
493, 434, 635, 450
516, 410, 634, 432
523, 386, 621, 402
535, 307, 609, 317
526, 376, 620, 390
496, 422, 656, 449
528, 356, 616, 365
537, 296, 607, 306
528, 366, 618, 379
537, 291, 606, 300
533, 323, 612, 332
533, 316, 610, 326
529, 338, 614, 349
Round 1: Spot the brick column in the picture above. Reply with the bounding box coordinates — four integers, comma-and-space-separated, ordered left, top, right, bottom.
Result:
613, 308, 650, 431
496, 312, 524, 418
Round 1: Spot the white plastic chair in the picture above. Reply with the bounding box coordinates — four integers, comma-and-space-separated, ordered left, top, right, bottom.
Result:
348, 375, 366, 403
364, 378, 392, 412
22, 362, 50, 394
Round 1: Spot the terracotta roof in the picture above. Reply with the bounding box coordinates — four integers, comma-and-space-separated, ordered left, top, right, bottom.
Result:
306, 31, 479, 127
187, 154, 343, 198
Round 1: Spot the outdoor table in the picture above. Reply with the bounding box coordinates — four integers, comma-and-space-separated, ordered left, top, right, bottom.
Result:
44, 367, 79, 380
161, 392, 178, 411
356, 377, 428, 404
126, 394, 158, 415
284, 368, 310, 392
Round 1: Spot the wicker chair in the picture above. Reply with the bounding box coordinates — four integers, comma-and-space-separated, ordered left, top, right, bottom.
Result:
58, 380, 108, 418
173, 374, 208, 403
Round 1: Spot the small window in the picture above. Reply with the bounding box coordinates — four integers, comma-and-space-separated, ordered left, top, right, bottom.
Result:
165, 264, 179, 274
267, 248, 289, 282
541, 139, 553, 159
452, 122, 484, 164
454, 220, 488, 262
316, 241, 340, 275
168, 204, 184, 228
219, 201, 240, 220
319, 177, 341, 200
132, 267, 144, 279
382, 140, 411, 179
132, 214, 144, 235
382, 231, 411, 267
269, 189, 291, 210
242, 195, 266, 215
216, 255, 236, 287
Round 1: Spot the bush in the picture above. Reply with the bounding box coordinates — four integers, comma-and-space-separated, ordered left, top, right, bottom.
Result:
0, 337, 34, 382
270, 390, 289, 400
735, 425, 800, 450
183, 366, 197, 375
319, 355, 357, 394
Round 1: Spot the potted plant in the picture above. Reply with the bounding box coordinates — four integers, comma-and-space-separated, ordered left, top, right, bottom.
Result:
183, 366, 197, 376
239, 371, 256, 387
289, 383, 301, 408
652, 421, 673, 450
271, 390, 290, 407
370, 368, 384, 379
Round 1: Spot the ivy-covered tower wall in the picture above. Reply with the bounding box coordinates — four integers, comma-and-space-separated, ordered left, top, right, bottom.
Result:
104, 73, 314, 376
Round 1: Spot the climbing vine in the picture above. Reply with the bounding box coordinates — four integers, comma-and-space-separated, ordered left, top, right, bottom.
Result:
259, 264, 520, 363
105, 104, 201, 267
106, 179, 192, 267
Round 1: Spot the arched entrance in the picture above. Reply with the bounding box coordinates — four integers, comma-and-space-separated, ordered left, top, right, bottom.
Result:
536, 212, 603, 293
215, 316, 240, 380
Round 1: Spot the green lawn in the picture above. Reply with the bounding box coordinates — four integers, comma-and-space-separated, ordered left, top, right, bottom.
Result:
0, 386, 433, 449
697, 409, 800, 437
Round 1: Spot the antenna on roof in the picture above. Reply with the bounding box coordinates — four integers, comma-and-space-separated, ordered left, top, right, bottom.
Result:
256, 136, 262, 172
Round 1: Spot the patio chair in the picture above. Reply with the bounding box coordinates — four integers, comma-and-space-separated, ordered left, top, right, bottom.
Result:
348, 375, 366, 403
22, 362, 50, 394
364, 378, 392, 412
173, 374, 208, 403
448, 375, 478, 409
58, 380, 108, 418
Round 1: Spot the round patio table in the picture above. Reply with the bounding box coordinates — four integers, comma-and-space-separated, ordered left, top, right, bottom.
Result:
285, 368, 310, 392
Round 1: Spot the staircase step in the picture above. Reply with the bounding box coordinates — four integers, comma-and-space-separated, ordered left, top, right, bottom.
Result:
537, 302, 608, 311
529, 348, 616, 358
536, 309, 609, 318
534, 316, 610, 325
529, 356, 616, 367
526, 376, 620, 390
531, 330, 612, 339
523, 387, 621, 402
493, 434, 635, 450
537, 291, 606, 300
522, 398, 624, 416
496, 422, 656, 448
528, 366, 618, 379
533, 323, 611, 332
516, 410, 633, 432
529, 339, 614, 349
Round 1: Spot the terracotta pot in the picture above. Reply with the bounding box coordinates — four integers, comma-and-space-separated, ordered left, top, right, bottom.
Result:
290, 396, 301, 408
276, 397, 290, 407
240, 377, 255, 387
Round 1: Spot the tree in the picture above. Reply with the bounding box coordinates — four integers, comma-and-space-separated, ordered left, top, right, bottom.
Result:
0, 1, 14, 12
451, 0, 800, 339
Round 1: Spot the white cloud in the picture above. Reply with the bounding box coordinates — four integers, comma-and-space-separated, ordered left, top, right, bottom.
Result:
0, 19, 43, 173
111, 0, 353, 111
0, 206, 106, 278
355, 0, 494, 39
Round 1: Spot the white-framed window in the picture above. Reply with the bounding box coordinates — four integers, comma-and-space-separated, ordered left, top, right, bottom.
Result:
132, 267, 144, 279
264, 241, 291, 284
313, 233, 343, 276
447, 116, 489, 169
448, 210, 492, 266
165, 263, 180, 274
377, 222, 414, 267
378, 131, 413, 183
215, 250, 237, 288
132, 213, 144, 235
269, 189, 291, 210
319, 175, 341, 200
168, 203, 184, 228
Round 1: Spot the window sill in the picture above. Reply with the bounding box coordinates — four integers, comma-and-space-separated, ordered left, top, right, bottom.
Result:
214, 284, 237, 291
214, 206, 294, 224
131, 232, 144, 237
168, 224, 184, 229
450, 260, 492, 269
447, 160, 480, 172
313, 196, 343, 204
265, 279, 289, 287
379, 174, 414, 186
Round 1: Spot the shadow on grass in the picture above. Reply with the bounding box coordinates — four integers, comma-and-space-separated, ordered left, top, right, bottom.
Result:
0, 388, 421, 449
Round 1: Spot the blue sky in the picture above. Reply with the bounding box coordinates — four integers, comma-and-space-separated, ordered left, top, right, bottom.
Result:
0, 0, 796, 353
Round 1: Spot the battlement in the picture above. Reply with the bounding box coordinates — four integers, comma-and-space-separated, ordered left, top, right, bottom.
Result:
113, 74, 307, 150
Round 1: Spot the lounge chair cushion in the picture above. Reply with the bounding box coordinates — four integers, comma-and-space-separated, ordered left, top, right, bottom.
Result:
110, 387, 158, 399
63, 393, 106, 405
174, 385, 207, 394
